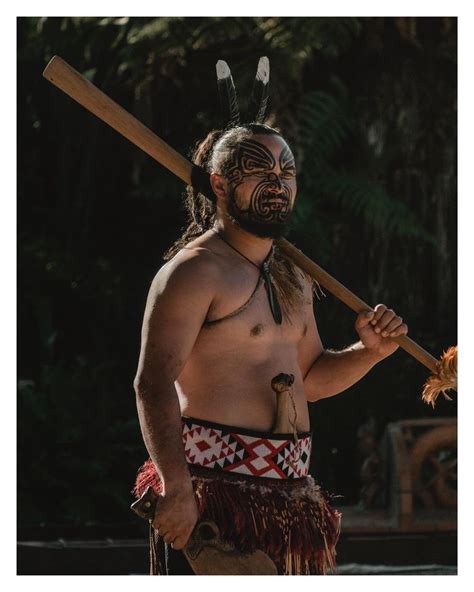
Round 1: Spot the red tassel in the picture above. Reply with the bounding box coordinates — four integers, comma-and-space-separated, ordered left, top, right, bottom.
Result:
132, 459, 163, 497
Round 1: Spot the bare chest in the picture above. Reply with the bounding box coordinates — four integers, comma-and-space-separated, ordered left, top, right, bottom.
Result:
199, 269, 308, 348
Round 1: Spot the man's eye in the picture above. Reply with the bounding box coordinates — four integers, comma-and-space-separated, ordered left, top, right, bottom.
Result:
244, 168, 270, 176
242, 156, 267, 169
282, 170, 296, 178
245, 164, 268, 173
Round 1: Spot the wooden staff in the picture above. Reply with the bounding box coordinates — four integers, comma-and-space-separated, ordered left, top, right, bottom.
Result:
42, 55, 457, 406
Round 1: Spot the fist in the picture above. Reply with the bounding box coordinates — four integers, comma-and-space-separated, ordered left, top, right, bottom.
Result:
152, 486, 199, 550
355, 303, 408, 359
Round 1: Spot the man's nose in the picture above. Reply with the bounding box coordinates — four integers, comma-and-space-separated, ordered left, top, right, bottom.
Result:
267, 172, 284, 192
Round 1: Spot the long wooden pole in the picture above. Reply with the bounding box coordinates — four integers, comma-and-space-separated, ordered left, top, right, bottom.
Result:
43, 55, 439, 375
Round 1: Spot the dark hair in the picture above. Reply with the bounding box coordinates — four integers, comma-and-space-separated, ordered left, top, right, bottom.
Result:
163, 123, 282, 260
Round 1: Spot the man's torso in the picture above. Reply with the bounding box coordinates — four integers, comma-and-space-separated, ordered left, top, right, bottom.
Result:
172, 231, 313, 432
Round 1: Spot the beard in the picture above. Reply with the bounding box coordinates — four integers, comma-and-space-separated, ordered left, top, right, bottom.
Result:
226, 184, 294, 239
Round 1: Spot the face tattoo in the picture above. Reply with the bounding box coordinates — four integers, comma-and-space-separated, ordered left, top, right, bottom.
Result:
224, 139, 296, 239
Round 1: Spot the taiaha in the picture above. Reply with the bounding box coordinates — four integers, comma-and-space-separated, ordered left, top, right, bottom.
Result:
42, 55, 457, 406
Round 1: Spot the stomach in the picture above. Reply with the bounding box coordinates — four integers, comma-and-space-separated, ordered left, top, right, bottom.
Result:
175, 342, 310, 432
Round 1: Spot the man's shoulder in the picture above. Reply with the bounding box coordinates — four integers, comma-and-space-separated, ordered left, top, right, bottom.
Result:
154, 242, 222, 292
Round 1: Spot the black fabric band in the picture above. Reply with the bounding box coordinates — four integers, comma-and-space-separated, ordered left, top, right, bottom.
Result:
191, 165, 217, 203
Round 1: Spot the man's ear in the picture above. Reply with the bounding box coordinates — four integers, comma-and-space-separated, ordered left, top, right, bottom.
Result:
210, 173, 228, 201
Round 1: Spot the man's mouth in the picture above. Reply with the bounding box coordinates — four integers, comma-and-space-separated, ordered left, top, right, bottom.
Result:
264, 197, 289, 209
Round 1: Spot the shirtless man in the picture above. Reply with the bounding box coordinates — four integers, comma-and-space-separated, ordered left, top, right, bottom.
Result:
133, 124, 408, 575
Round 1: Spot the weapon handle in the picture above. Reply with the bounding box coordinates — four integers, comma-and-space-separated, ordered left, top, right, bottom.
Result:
43, 55, 193, 185
130, 486, 159, 521
272, 391, 293, 434
271, 374, 296, 434
276, 239, 439, 374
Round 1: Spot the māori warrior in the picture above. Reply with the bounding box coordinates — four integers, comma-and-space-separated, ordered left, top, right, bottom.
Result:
132, 58, 408, 575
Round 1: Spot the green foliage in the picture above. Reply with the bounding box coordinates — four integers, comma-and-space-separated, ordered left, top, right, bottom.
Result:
297, 86, 436, 242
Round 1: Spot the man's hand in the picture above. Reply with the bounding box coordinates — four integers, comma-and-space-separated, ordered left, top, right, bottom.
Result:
152, 485, 199, 550
355, 304, 408, 359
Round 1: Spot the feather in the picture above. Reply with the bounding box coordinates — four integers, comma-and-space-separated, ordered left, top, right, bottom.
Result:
216, 59, 240, 129
248, 56, 270, 123
422, 346, 457, 407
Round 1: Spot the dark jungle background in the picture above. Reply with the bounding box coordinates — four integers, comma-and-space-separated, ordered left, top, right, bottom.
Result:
17, 17, 457, 532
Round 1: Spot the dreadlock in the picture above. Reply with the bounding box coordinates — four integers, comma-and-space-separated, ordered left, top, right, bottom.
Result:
163, 129, 222, 260
164, 124, 319, 320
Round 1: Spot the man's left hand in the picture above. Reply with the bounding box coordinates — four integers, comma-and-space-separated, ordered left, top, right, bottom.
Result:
355, 304, 408, 359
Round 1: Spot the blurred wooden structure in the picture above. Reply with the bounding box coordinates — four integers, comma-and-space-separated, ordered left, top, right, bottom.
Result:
343, 417, 457, 534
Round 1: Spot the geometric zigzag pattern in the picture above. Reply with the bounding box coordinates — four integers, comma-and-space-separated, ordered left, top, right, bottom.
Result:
182, 417, 312, 479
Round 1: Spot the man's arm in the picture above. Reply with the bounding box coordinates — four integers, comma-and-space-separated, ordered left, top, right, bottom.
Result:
299, 288, 408, 402
302, 342, 383, 402
133, 248, 218, 549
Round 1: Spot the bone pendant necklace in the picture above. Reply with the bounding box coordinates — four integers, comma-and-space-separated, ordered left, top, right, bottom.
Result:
212, 229, 283, 324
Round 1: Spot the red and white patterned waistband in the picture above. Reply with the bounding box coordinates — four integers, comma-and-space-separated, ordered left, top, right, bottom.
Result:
182, 416, 312, 479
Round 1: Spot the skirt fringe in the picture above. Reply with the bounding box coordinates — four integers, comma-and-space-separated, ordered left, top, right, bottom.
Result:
134, 460, 342, 575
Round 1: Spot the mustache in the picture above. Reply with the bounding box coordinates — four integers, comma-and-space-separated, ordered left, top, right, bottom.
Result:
260, 193, 290, 204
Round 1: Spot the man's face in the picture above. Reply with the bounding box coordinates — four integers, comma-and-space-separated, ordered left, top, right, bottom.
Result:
222, 134, 297, 239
